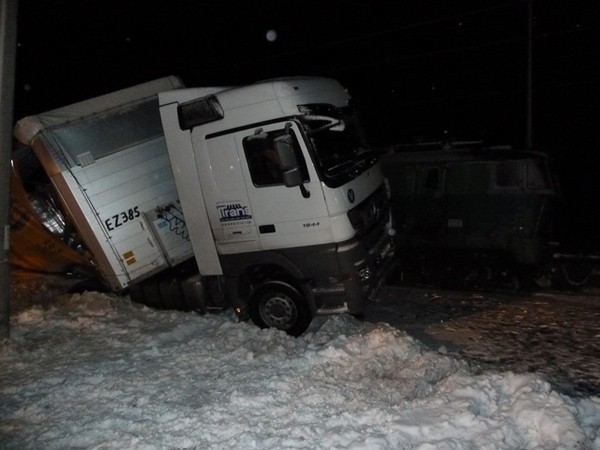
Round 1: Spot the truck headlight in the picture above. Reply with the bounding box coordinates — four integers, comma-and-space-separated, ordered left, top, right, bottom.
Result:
357, 265, 373, 282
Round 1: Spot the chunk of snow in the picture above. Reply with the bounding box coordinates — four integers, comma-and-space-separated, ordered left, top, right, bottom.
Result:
0, 291, 598, 449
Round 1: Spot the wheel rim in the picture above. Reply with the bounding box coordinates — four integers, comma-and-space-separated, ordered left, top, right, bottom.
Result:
259, 291, 298, 329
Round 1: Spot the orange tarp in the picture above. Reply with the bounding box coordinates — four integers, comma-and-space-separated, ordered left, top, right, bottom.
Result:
9, 166, 94, 273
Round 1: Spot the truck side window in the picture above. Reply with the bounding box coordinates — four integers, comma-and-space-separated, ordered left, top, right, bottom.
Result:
243, 129, 308, 187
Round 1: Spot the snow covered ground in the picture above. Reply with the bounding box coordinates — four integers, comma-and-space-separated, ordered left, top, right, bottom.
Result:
1, 275, 600, 449
369, 283, 600, 398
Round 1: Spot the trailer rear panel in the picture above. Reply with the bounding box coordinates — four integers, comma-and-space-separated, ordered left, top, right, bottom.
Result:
14, 77, 194, 291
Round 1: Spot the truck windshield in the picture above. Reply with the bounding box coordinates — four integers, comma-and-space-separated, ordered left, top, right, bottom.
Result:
299, 108, 377, 187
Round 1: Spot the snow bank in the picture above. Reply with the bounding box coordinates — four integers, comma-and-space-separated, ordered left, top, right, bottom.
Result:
1, 291, 599, 449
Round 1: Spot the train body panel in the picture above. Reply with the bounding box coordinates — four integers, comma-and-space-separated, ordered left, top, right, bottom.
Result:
381, 147, 563, 288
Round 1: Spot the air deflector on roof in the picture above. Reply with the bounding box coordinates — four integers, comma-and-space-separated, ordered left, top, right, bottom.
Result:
177, 95, 224, 130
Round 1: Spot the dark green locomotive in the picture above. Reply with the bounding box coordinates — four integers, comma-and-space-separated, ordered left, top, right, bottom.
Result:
381, 146, 563, 290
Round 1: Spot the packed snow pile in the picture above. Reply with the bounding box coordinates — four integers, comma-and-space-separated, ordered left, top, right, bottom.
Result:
1, 291, 599, 449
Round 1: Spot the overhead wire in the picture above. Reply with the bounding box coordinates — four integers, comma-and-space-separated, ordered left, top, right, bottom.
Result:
187, 0, 593, 85
189, 1, 528, 77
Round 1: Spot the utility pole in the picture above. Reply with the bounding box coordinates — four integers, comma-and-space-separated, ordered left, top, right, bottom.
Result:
0, 0, 18, 339
526, 0, 533, 149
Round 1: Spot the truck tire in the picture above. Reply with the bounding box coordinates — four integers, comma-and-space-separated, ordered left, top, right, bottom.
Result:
129, 281, 164, 309
159, 279, 187, 311
249, 280, 311, 337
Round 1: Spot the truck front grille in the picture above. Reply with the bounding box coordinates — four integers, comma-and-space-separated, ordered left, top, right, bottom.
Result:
347, 185, 390, 248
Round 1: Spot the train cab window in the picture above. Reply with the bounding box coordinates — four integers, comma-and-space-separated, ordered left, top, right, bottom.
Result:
495, 161, 522, 188
423, 167, 440, 190
527, 161, 552, 190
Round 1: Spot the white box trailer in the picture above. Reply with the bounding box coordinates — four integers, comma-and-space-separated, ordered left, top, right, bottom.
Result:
14, 77, 211, 291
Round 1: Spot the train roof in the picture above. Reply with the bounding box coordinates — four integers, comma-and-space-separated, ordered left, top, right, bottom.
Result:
381, 147, 550, 164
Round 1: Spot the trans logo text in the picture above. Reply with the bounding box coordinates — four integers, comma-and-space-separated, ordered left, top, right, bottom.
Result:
217, 202, 253, 227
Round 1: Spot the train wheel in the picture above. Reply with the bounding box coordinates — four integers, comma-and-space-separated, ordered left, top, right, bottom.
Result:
497, 270, 521, 292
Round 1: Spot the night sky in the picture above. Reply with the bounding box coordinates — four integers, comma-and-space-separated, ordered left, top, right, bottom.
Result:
14, 0, 600, 248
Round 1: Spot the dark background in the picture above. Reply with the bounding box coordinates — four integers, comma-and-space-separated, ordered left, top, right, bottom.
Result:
14, 0, 600, 250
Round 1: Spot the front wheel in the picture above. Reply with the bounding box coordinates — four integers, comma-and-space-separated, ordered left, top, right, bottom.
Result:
249, 281, 312, 337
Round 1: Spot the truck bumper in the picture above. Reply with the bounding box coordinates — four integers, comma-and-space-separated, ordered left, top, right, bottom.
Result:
314, 226, 396, 315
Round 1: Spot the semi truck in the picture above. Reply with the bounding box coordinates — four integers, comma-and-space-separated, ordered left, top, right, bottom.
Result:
13, 76, 395, 336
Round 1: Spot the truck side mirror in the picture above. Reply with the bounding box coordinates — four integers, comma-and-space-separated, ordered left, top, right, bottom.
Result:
246, 131, 269, 144
274, 131, 310, 198
282, 167, 303, 188
274, 134, 299, 171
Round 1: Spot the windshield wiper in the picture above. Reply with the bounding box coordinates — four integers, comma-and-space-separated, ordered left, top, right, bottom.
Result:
326, 160, 356, 174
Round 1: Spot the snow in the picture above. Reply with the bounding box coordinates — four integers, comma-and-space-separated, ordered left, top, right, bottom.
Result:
1, 289, 600, 449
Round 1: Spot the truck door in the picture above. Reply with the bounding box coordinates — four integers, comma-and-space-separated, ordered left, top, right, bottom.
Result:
236, 122, 331, 250
196, 132, 258, 256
